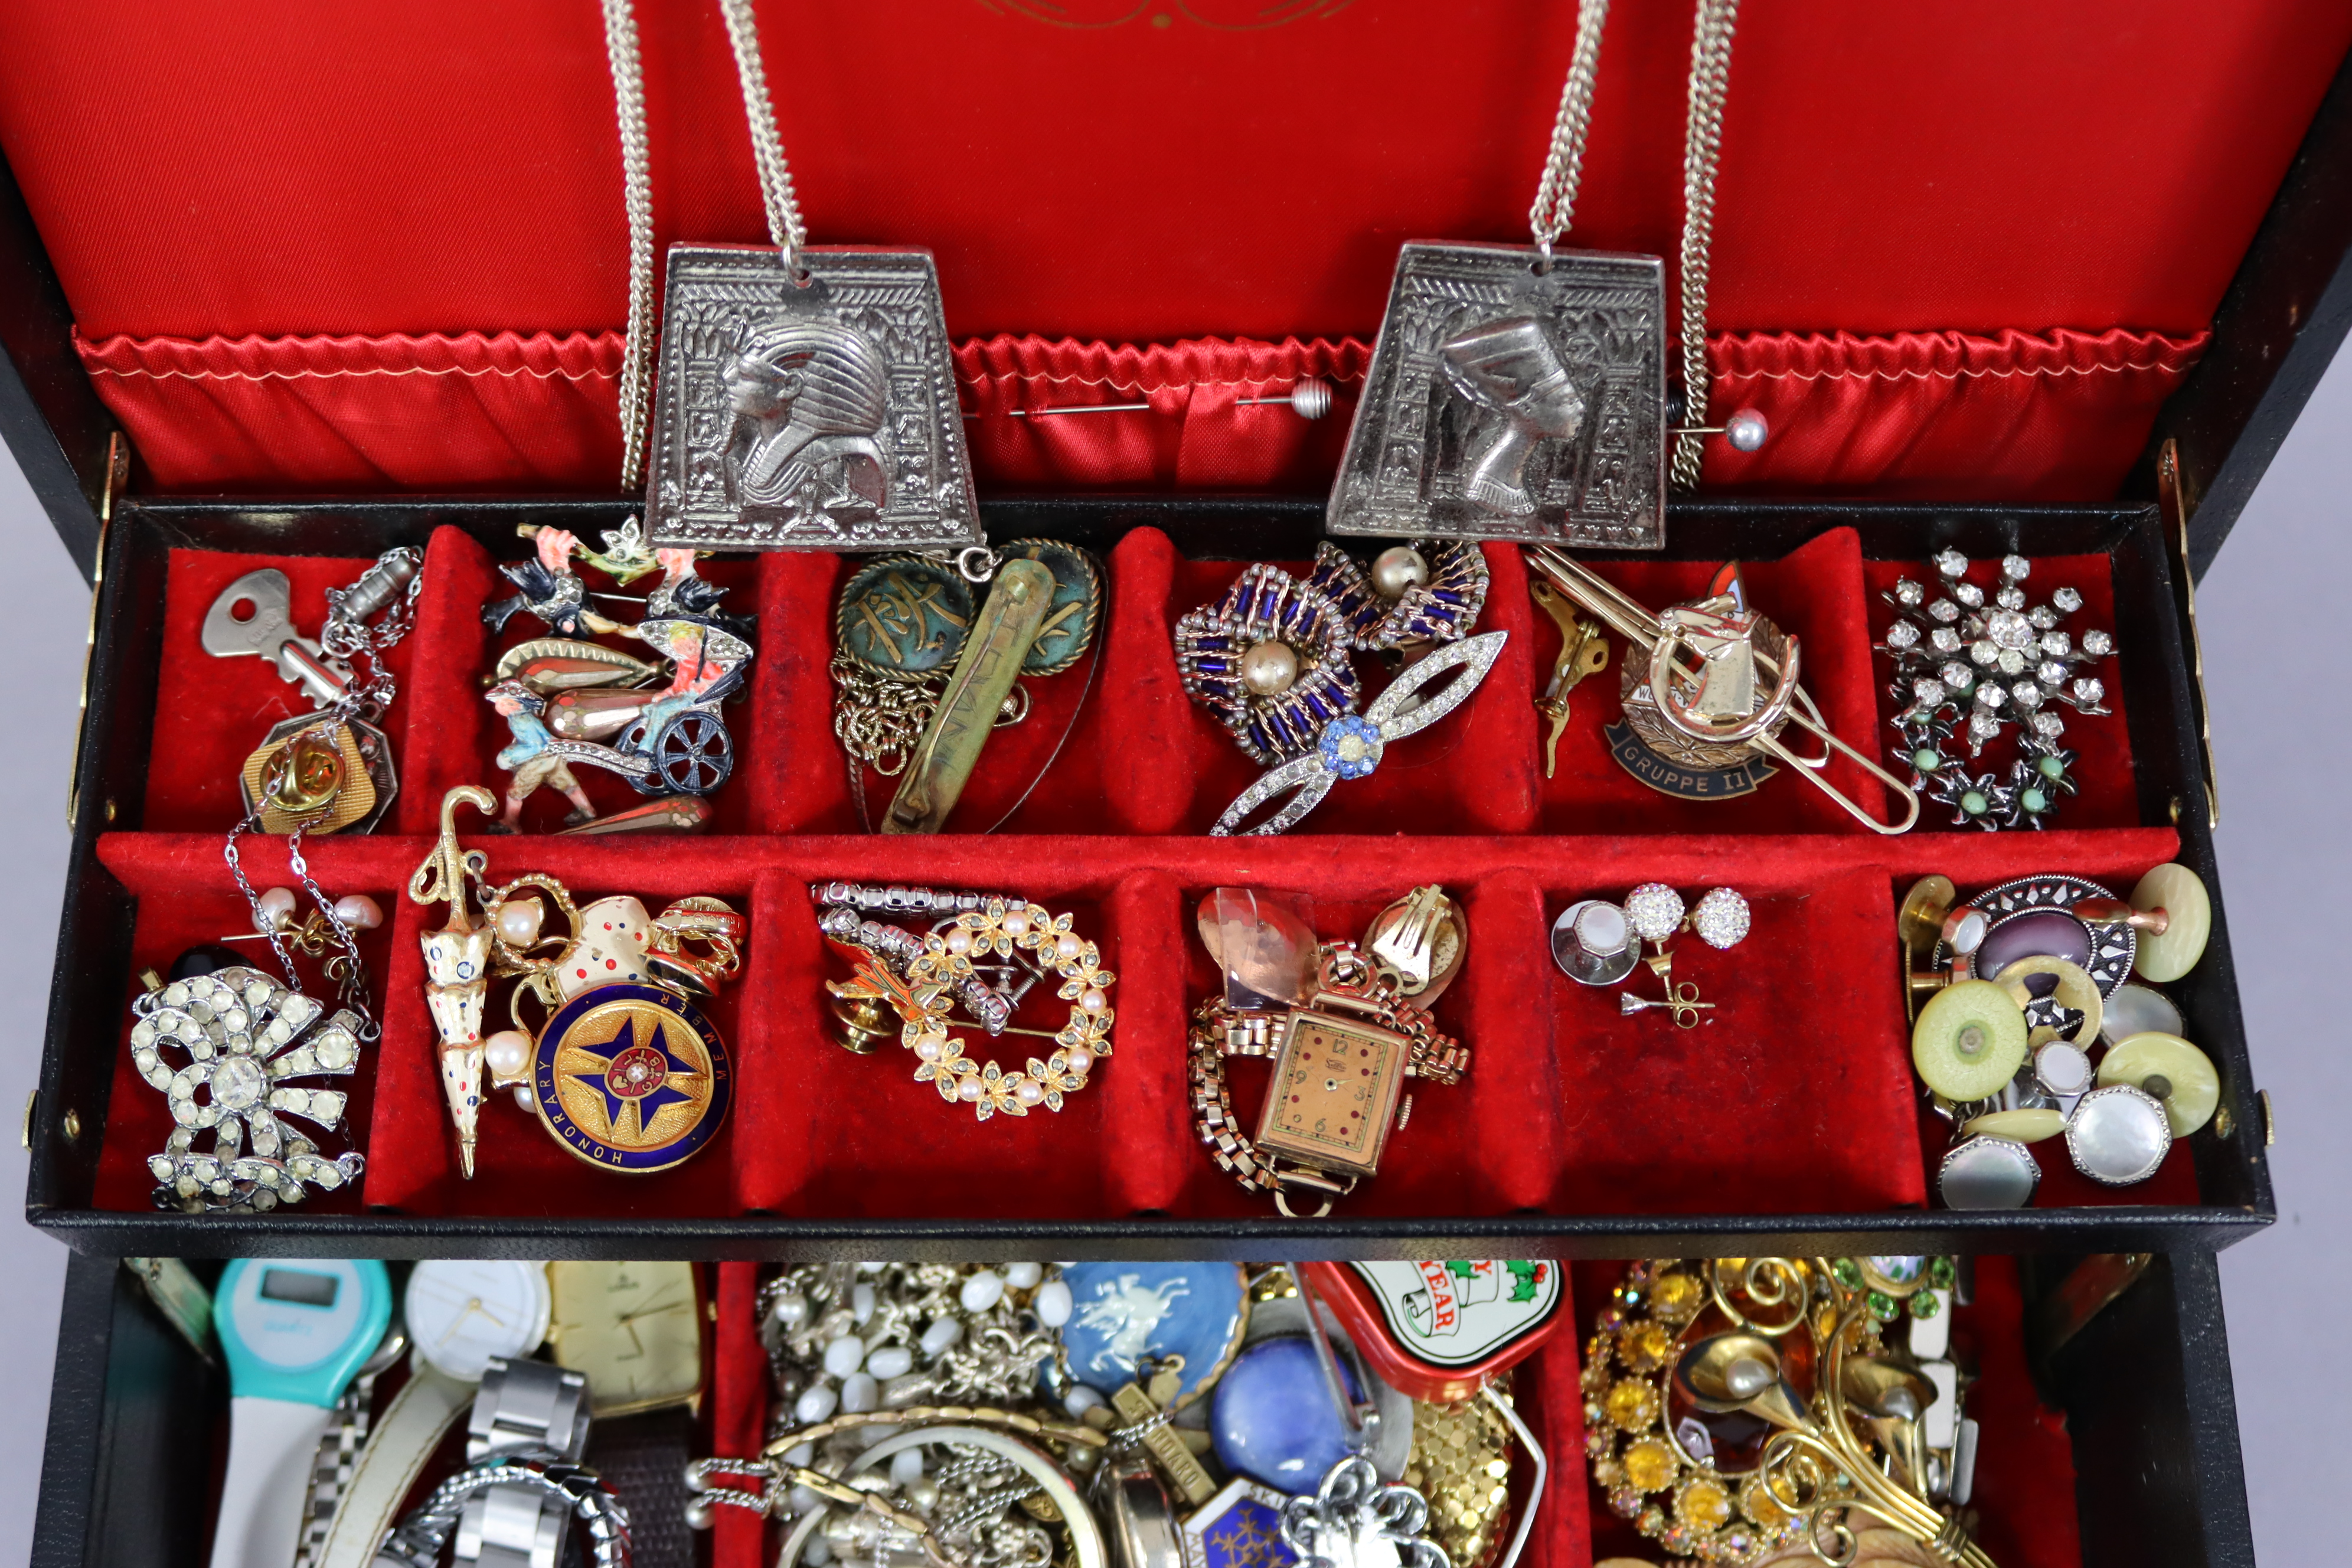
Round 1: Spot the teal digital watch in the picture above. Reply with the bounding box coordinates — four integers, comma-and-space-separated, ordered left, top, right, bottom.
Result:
208, 1259, 393, 1568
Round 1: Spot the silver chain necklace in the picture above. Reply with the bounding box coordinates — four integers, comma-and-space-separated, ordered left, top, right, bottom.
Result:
600, 0, 656, 492
1525, 0, 1742, 489
603, 0, 982, 553
602, 4, 1740, 528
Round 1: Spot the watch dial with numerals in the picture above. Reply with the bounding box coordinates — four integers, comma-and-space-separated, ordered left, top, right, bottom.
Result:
403, 1260, 553, 1382
547, 1260, 705, 1416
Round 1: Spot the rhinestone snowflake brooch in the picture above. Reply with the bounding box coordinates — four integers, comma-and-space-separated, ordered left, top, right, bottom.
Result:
1877, 550, 2111, 830
129, 965, 366, 1212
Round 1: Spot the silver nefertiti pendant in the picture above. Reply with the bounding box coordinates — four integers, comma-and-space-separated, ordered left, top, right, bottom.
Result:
1328, 242, 1667, 551
647, 245, 983, 553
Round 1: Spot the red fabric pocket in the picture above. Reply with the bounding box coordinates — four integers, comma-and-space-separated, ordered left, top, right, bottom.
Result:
77, 325, 2201, 502
1701, 328, 2207, 502
78, 329, 625, 492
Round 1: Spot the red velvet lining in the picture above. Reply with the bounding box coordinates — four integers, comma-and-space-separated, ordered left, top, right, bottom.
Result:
75, 326, 2203, 502
89, 531, 2197, 1220
4, 3, 2343, 345
711, 1260, 769, 1568
1571, 1257, 2082, 1568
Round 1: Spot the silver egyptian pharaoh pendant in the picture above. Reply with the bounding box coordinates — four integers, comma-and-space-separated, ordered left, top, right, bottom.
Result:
646, 245, 984, 553
1328, 242, 1667, 551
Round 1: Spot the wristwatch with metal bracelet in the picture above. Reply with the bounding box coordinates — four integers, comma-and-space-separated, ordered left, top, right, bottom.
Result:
372, 1357, 629, 1568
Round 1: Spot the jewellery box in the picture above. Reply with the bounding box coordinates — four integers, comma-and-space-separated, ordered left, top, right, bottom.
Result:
0, 0, 2338, 1240
7, 2, 2340, 1258
2, 6, 2331, 1563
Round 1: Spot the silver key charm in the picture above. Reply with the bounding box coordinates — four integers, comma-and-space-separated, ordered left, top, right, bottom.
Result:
201, 569, 353, 706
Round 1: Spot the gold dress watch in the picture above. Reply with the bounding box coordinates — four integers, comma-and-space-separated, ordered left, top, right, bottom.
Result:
548, 1262, 707, 1568
546, 1260, 705, 1416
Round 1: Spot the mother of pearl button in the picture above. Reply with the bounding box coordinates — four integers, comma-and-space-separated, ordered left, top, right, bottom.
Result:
2131, 863, 2211, 983
2099, 983, 2184, 1047
1939, 1136, 2040, 1210
2064, 1084, 2173, 1185
1912, 980, 2030, 1102
2098, 1030, 2221, 1137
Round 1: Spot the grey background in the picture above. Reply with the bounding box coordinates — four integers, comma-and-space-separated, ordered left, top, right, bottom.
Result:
0, 349, 2341, 1562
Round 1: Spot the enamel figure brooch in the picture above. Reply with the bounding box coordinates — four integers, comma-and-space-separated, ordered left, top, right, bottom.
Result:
482, 522, 754, 834
409, 786, 743, 1175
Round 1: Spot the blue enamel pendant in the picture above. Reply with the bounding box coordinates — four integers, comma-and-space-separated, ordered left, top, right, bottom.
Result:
533, 981, 731, 1172
1057, 1262, 1249, 1411
1184, 1477, 1301, 1568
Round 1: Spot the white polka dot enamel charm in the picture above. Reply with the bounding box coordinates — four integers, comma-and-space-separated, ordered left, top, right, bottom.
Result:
407, 785, 742, 1177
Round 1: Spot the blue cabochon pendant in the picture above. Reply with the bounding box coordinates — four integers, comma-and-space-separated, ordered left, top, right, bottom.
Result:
533, 981, 731, 1172
1328, 243, 1667, 551
647, 246, 982, 553
1056, 1262, 1250, 1412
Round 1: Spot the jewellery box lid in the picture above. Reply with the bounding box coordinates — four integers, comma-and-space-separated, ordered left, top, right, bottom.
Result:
0, 2, 2345, 509
1302, 1259, 1567, 1404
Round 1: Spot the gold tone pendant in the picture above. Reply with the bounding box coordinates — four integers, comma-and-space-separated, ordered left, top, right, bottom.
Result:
239, 719, 383, 835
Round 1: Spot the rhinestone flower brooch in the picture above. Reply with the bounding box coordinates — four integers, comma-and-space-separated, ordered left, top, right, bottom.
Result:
1174, 542, 1506, 834
1878, 551, 2112, 830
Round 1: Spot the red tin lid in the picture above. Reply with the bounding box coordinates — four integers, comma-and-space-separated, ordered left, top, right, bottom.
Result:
1304, 1260, 1566, 1405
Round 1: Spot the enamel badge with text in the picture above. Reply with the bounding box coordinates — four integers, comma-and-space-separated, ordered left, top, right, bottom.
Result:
1328, 243, 1667, 551
534, 981, 731, 1172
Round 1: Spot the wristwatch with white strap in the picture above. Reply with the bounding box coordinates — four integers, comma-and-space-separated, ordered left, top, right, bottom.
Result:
209, 1260, 394, 1568
316, 1261, 558, 1568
